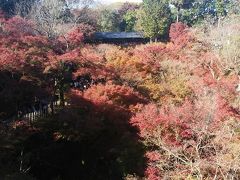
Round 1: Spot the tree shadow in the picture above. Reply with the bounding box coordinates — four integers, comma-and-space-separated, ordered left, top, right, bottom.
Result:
18, 95, 147, 180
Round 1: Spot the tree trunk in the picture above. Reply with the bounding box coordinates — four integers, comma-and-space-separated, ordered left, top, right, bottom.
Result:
59, 88, 65, 107
51, 80, 57, 114
50, 101, 54, 115
217, 17, 221, 28
176, 7, 180, 23
176, 12, 179, 23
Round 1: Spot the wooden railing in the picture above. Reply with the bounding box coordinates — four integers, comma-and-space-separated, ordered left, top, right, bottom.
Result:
1, 100, 60, 125
2, 76, 106, 125
17, 100, 61, 124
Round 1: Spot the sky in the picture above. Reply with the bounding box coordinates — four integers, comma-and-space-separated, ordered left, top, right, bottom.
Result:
101, 0, 142, 4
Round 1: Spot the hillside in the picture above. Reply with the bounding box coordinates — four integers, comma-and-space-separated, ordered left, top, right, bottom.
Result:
0, 0, 239, 179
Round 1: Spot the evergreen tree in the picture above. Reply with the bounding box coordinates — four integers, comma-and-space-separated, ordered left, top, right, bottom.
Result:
215, 0, 226, 26
215, 0, 226, 17
123, 10, 137, 32
170, 0, 194, 22
140, 0, 172, 41
99, 9, 120, 32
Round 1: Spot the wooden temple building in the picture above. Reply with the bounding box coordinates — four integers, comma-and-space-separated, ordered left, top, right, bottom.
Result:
85, 32, 149, 44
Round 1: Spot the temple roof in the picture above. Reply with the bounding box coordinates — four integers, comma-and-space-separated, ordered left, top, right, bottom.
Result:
93, 32, 144, 40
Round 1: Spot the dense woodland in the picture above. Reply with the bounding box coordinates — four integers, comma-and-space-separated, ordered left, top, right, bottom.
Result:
0, 0, 240, 179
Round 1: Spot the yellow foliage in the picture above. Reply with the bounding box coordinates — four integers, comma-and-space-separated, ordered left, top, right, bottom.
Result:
138, 76, 192, 105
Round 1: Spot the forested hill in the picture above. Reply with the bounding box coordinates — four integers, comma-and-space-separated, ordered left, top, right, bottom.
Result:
0, 0, 239, 179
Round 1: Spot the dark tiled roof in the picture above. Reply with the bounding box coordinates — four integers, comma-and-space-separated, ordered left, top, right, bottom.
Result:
93, 32, 144, 40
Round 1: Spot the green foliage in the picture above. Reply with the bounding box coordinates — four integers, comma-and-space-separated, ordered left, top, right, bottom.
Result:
215, 0, 226, 17
139, 0, 172, 40
227, 0, 240, 14
97, 2, 140, 32
123, 11, 137, 32
171, 0, 235, 25
170, 0, 194, 22
98, 9, 120, 32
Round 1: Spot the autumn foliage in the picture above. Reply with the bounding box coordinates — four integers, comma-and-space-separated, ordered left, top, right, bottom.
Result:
95, 22, 239, 179
0, 14, 239, 180
169, 22, 194, 50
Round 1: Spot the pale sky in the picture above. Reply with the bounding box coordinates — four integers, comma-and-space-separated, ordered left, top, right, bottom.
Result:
101, 0, 142, 4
